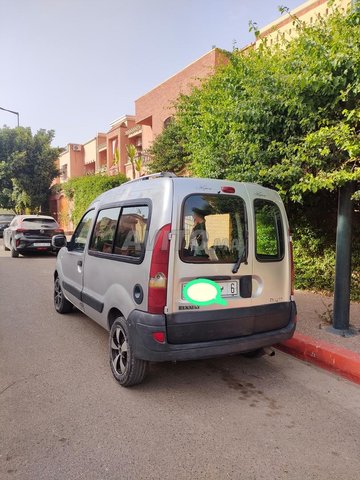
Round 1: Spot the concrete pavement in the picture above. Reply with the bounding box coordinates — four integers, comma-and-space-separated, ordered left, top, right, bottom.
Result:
277, 290, 360, 385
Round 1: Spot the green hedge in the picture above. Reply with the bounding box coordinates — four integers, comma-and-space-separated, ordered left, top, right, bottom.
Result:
293, 227, 360, 301
62, 173, 128, 225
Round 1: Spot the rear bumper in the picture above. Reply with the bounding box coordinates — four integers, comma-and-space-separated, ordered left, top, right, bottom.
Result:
15, 237, 58, 253
128, 301, 297, 362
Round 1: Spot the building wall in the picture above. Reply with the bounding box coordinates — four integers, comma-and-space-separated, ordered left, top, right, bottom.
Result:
58, 144, 85, 182
83, 138, 96, 165
106, 116, 136, 176
135, 48, 228, 144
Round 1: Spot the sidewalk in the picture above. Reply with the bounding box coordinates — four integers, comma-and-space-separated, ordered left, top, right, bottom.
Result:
277, 290, 360, 384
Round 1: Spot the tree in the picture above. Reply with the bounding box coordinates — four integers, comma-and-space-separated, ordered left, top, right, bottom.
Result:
126, 144, 137, 179
0, 127, 60, 212
175, 7, 360, 199
61, 173, 127, 225
147, 118, 190, 174
174, 5, 360, 303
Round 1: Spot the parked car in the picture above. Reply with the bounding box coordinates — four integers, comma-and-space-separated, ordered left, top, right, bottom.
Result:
53, 173, 297, 387
3, 215, 64, 257
0, 214, 15, 238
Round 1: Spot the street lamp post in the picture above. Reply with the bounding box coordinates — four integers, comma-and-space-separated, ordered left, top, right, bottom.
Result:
0, 106, 20, 127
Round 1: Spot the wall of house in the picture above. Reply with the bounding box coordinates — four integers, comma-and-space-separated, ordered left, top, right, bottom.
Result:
135, 49, 228, 143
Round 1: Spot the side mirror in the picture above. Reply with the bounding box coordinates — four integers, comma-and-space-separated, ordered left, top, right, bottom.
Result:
52, 234, 67, 248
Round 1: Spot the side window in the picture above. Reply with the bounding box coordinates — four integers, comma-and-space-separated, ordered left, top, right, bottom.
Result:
114, 206, 149, 258
71, 210, 95, 252
254, 199, 284, 261
89, 207, 120, 253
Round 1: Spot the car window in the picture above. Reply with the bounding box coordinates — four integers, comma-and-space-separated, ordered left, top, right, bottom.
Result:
113, 206, 149, 258
181, 194, 247, 263
89, 207, 120, 253
254, 199, 284, 261
22, 218, 58, 228
71, 210, 95, 252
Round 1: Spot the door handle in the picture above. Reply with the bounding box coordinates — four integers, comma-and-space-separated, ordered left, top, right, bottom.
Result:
77, 260, 83, 267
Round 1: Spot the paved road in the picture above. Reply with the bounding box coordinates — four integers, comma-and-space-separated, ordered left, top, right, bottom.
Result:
1, 241, 360, 480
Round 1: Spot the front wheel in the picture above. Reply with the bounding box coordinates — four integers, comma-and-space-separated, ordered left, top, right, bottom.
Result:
109, 317, 148, 387
54, 276, 73, 313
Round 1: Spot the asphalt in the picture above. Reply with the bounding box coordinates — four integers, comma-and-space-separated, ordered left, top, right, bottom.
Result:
277, 290, 360, 385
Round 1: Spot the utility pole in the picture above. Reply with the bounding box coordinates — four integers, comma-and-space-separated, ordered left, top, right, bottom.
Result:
0, 106, 20, 127
332, 182, 356, 333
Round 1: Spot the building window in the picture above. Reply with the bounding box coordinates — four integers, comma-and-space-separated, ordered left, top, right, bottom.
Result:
163, 117, 173, 128
60, 164, 68, 181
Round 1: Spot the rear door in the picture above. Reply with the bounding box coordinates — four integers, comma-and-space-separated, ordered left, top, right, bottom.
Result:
168, 180, 253, 323
248, 185, 291, 305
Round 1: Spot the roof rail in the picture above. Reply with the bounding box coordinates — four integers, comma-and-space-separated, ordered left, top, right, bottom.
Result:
125, 172, 177, 184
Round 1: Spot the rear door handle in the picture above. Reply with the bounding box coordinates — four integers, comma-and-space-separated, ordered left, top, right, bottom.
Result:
77, 260, 83, 267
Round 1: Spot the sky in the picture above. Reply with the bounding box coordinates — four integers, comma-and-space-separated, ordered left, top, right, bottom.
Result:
1, 0, 302, 148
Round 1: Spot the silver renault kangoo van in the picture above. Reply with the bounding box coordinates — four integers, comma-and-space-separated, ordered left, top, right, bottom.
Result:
53, 173, 296, 386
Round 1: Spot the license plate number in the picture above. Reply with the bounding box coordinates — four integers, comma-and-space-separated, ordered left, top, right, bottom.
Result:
218, 281, 239, 297
34, 242, 50, 247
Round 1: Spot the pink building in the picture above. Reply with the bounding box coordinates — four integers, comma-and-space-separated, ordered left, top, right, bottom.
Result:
135, 48, 228, 153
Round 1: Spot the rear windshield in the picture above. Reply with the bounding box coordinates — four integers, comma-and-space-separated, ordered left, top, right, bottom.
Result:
22, 218, 58, 227
180, 194, 247, 263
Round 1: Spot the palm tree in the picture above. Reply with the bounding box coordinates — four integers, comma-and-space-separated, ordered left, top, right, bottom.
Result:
126, 144, 137, 179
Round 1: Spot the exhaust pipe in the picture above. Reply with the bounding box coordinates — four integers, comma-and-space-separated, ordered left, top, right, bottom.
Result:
263, 347, 275, 357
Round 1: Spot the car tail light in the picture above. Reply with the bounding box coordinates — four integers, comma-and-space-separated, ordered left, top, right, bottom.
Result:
152, 332, 166, 343
289, 230, 295, 296
221, 186, 235, 194
54, 228, 64, 234
16, 228, 26, 234
148, 223, 171, 314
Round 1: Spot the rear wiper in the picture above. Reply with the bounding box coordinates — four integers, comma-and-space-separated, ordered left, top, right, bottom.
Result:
232, 232, 248, 274
232, 251, 246, 274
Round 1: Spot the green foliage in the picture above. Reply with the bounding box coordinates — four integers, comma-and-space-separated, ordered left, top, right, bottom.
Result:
0, 127, 60, 212
126, 144, 137, 178
172, 6, 360, 297
62, 173, 127, 225
293, 225, 360, 301
175, 7, 360, 200
148, 119, 190, 174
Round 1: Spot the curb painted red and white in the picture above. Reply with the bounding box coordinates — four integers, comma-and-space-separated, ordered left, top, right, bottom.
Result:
276, 333, 360, 385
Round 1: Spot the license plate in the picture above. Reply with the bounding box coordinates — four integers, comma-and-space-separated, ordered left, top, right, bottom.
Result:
34, 242, 50, 247
218, 281, 239, 297
182, 280, 239, 299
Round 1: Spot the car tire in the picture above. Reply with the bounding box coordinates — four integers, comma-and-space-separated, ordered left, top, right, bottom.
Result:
54, 275, 73, 313
109, 317, 149, 387
10, 241, 19, 258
